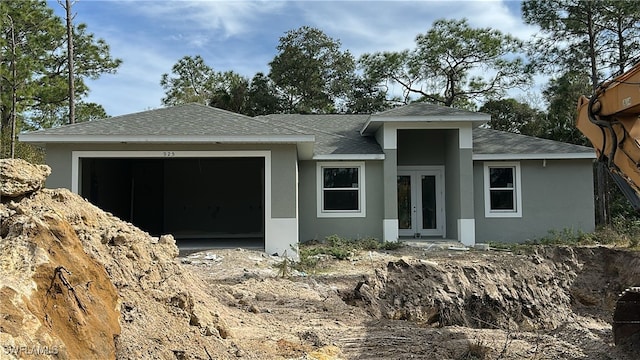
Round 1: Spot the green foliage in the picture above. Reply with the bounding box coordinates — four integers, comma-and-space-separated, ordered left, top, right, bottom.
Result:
208, 71, 249, 114
0, 131, 44, 163
160, 55, 219, 106
244, 72, 282, 116
536, 71, 591, 145
359, 18, 532, 108
268, 26, 356, 114
291, 235, 404, 273
606, 216, 640, 248
479, 98, 543, 135
533, 228, 594, 246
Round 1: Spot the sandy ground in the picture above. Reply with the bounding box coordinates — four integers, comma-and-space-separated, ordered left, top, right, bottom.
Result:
178, 244, 639, 359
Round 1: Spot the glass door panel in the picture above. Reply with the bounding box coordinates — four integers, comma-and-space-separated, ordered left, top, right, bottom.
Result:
421, 175, 437, 230
397, 175, 412, 231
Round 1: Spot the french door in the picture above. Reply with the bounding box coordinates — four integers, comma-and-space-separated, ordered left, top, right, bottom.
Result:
397, 167, 445, 237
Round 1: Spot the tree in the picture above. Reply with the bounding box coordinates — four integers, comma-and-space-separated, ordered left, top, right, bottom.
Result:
160, 56, 254, 114
359, 19, 533, 108
479, 98, 542, 135
539, 71, 591, 145
160, 55, 218, 106
343, 74, 391, 114
269, 26, 355, 114
0, 0, 121, 158
208, 71, 249, 114
523, 0, 640, 87
244, 72, 282, 116
601, 0, 640, 74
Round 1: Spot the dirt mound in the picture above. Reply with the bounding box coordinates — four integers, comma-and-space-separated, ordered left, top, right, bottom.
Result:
0, 159, 232, 359
345, 246, 640, 332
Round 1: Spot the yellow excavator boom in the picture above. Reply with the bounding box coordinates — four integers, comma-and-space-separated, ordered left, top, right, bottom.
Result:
576, 61, 640, 209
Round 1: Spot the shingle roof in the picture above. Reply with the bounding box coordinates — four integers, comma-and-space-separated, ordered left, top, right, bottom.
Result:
20, 103, 595, 160
473, 128, 595, 158
257, 114, 382, 156
21, 103, 306, 138
372, 102, 489, 119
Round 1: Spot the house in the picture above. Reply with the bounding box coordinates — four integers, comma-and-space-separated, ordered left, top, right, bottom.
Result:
20, 103, 596, 256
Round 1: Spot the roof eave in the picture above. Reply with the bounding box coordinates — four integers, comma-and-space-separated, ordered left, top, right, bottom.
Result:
361, 115, 489, 135
19, 134, 316, 144
472, 152, 597, 160
312, 154, 385, 160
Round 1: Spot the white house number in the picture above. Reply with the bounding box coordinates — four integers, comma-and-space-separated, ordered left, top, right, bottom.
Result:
163, 151, 176, 157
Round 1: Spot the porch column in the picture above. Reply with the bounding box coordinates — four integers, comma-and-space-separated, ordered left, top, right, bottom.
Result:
382, 126, 399, 242
458, 125, 475, 246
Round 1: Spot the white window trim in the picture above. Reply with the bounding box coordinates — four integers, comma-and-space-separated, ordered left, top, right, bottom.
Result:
317, 161, 366, 218
483, 161, 522, 218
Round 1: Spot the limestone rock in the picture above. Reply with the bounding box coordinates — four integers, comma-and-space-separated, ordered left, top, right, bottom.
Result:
0, 158, 51, 197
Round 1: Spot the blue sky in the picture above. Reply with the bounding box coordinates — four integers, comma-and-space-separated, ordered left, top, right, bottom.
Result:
48, 0, 539, 117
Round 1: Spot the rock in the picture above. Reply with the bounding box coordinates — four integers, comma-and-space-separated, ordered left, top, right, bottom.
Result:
0, 158, 51, 197
0, 159, 232, 359
0, 211, 121, 359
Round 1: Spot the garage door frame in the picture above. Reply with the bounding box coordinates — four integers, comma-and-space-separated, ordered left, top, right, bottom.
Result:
71, 150, 278, 249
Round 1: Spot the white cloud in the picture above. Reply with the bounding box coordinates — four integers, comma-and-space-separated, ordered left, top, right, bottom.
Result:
119, 0, 287, 39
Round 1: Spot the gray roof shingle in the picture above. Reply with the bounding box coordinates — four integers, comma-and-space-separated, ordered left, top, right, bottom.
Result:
21, 103, 306, 137
473, 128, 595, 157
372, 102, 489, 119
257, 114, 382, 156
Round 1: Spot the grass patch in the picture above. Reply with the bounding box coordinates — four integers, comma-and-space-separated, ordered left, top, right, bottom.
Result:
292, 235, 403, 273
489, 221, 640, 252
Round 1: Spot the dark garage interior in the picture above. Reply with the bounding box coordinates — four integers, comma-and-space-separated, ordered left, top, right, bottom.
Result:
81, 157, 265, 249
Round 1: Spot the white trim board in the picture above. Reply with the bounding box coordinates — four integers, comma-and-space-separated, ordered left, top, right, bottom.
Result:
21, 134, 315, 144
473, 153, 596, 160
313, 154, 385, 160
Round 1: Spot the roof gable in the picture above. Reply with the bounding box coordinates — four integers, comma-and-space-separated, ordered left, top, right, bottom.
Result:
373, 102, 488, 119
362, 103, 489, 135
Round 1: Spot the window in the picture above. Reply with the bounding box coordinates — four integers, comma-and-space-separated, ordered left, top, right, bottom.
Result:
483, 162, 522, 217
317, 162, 366, 217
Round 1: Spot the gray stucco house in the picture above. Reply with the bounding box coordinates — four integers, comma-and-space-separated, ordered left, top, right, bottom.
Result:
20, 103, 596, 256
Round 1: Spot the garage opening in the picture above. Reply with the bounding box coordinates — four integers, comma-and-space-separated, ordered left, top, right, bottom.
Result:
80, 157, 265, 249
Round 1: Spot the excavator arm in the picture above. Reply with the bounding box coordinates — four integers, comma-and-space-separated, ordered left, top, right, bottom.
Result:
576, 61, 640, 209
576, 61, 640, 347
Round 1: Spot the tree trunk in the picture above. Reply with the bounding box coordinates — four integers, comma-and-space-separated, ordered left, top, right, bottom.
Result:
64, 0, 75, 124
9, 15, 17, 159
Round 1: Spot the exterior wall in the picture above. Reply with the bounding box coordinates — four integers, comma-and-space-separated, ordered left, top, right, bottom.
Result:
396, 129, 475, 243
298, 160, 384, 242
444, 131, 461, 240
44, 143, 299, 257
473, 159, 595, 243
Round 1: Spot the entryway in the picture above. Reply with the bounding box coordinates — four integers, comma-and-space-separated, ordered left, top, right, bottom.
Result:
397, 167, 445, 238
79, 156, 265, 248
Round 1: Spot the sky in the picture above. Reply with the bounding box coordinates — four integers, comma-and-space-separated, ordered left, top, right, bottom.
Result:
48, 0, 540, 117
